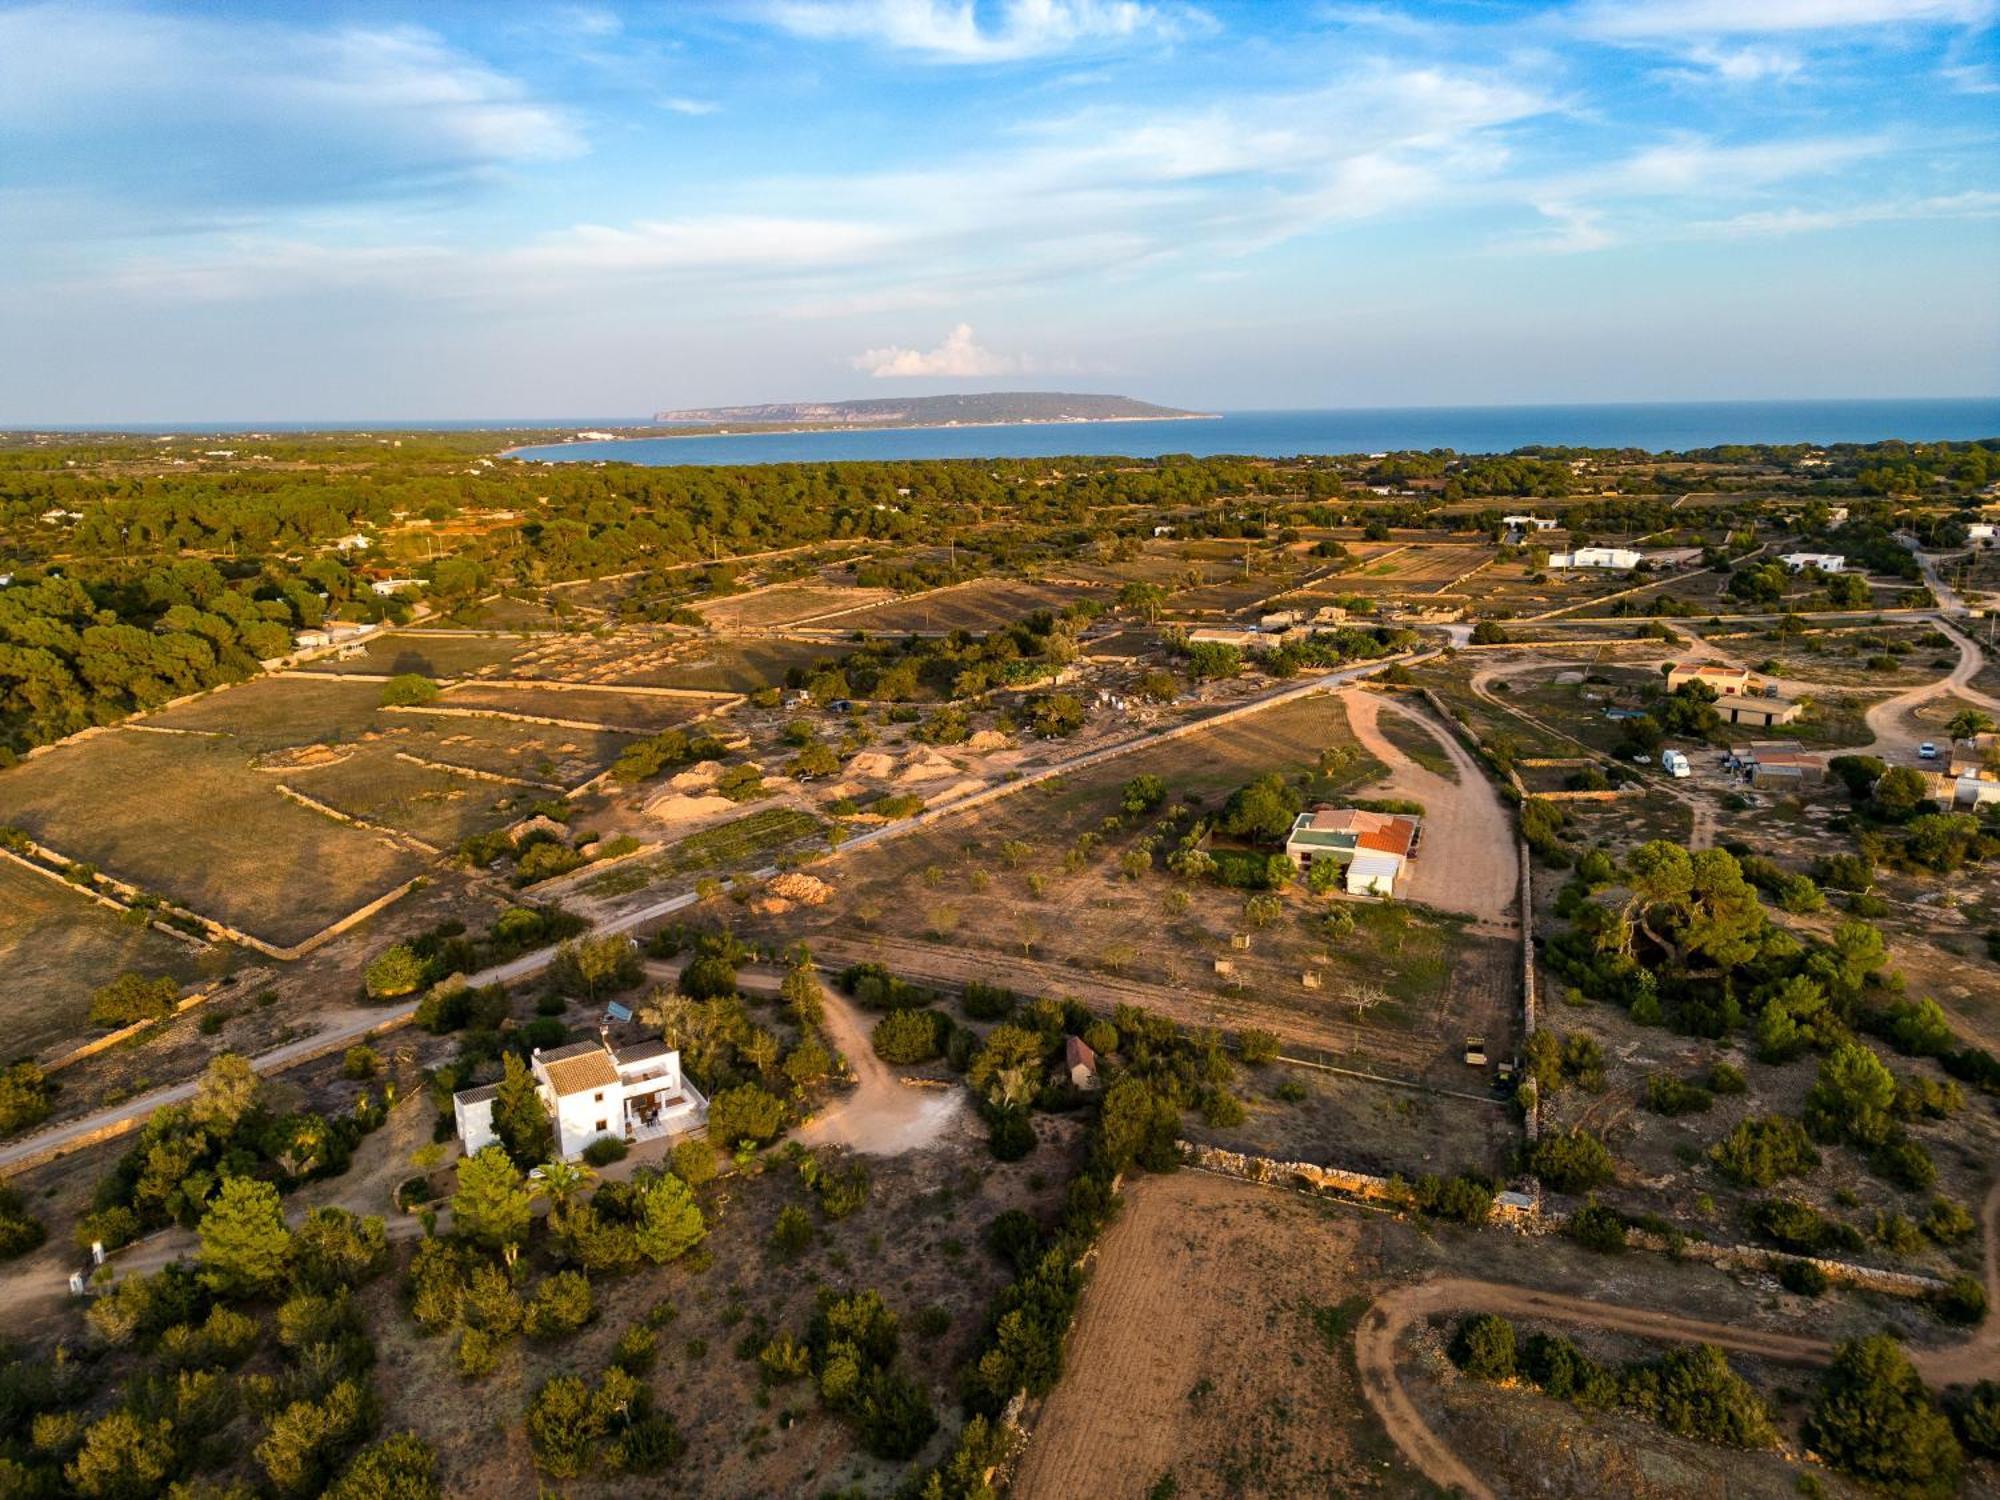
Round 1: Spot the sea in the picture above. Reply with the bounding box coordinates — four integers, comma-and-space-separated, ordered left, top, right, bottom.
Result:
505, 398, 2000, 468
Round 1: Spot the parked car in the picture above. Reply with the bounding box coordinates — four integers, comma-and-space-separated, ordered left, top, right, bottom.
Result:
1919, 741, 1938, 759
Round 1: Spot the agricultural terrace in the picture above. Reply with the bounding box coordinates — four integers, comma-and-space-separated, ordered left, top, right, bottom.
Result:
813, 579, 1093, 635
0, 858, 222, 1055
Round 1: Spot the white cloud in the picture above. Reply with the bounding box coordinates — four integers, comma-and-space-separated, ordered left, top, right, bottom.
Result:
1670, 42, 1806, 81
0, 5, 582, 218
851, 323, 1027, 376
1571, 0, 1995, 39
1695, 189, 2000, 235
660, 96, 722, 115
758, 0, 1210, 62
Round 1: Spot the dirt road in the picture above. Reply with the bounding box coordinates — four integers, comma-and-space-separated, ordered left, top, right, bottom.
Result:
1856, 613, 2000, 760
1354, 1180, 2000, 1500
792, 983, 965, 1156
1343, 689, 1518, 925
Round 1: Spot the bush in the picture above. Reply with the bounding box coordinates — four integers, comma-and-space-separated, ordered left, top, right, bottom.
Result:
1405, 1174, 1494, 1226
987, 1107, 1037, 1162
1807, 1335, 1962, 1497
0, 1062, 55, 1139
1237, 1029, 1280, 1065
1528, 1128, 1615, 1193
1709, 1116, 1818, 1189
1935, 1274, 1987, 1327
670, 1139, 715, 1187
705, 1084, 787, 1150
870, 1008, 948, 1065
1779, 1258, 1830, 1297
1951, 1380, 2000, 1459
581, 1136, 627, 1168
380, 673, 439, 707
1566, 1201, 1627, 1253
1450, 1314, 1515, 1380
770, 1205, 813, 1259
1644, 1074, 1712, 1116
525, 1271, 595, 1339
88, 972, 178, 1028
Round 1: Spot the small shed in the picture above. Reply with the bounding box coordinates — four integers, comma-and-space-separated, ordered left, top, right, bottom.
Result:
1064, 1035, 1100, 1091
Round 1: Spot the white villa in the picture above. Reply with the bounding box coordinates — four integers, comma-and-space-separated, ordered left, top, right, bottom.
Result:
1779, 552, 1846, 573
1549, 546, 1640, 570
1283, 806, 1421, 896
453, 1038, 707, 1162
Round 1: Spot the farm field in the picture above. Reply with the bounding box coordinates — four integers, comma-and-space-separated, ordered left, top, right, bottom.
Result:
375, 712, 635, 786
0, 860, 221, 1057
282, 743, 522, 848
0, 729, 427, 948
826, 579, 1093, 634
693, 581, 893, 629
437, 682, 711, 731
1014, 1171, 1427, 1500
294, 631, 533, 679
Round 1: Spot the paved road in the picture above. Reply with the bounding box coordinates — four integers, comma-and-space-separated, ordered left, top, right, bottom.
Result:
0, 652, 1419, 1177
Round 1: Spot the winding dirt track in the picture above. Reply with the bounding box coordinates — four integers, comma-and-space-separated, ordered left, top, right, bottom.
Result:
1354, 1181, 2000, 1500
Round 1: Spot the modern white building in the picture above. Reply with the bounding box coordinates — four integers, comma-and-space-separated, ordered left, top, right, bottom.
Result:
1779, 552, 1846, 573
1967, 523, 1997, 543
1283, 806, 1421, 896
1501, 515, 1560, 531
1549, 547, 1641, 570
453, 1039, 707, 1163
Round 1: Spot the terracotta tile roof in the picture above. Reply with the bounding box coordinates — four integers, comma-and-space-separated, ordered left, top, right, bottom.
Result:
1356, 822, 1416, 857
540, 1048, 620, 1097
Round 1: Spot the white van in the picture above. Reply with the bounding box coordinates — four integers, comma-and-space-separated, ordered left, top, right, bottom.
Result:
1661, 749, 1691, 778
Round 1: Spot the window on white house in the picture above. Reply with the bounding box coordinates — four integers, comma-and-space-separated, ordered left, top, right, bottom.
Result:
595, 1120, 607, 1132
594, 1091, 604, 1102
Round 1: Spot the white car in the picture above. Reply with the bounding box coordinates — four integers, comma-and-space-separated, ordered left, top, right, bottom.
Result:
1919, 742, 1938, 760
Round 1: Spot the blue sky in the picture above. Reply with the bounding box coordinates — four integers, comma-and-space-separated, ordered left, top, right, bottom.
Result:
1, 0, 1996, 420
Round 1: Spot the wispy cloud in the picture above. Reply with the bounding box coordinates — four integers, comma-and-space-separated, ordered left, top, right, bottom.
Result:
851, 323, 1027, 376
756, 0, 1211, 62
660, 96, 721, 115
1570, 0, 1996, 39
0, 4, 582, 222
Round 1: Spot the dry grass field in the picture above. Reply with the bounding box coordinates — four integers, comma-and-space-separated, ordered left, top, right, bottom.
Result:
827, 579, 1093, 634
0, 861, 221, 1056
1014, 1172, 1426, 1500
693, 581, 893, 629
436, 682, 709, 730
0, 729, 428, 948
296, 631, 533, 678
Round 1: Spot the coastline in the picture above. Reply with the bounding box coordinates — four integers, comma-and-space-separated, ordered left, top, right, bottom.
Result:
501, 410, 1220, 459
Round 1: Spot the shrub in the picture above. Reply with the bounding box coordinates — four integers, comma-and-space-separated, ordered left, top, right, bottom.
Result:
1528, 1128, 1615, 1193
870, 1008, 948, 1065
705, 1084, 787, 1150
1779, 1258, 1829, 1297
1450, 1314, 1515, 1380
1644, 1074, 1712, 1116
1566, 1201, 1627, 1253
1406, 1174, 1494, 1226
670, 1139, 715, 1187
380, 673, 439, 707
89, 972, 178, 1028
1807, 1335, 1962, 1497
1237, 1029, 1280, 1065
770, 1205, 813, 1259
1645, 1343, 1776, 1448
1705, 1060, 1748, 1095
0, 1061, 55, 1138
1951, 1380, 2000, 1459
1709, 1116, 1818, 1189
525, 1271, 595, 1339
1935, 1275, 1987, 1326
581, 1136, 627, 1168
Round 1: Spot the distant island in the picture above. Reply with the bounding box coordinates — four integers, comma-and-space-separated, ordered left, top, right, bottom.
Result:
650, 391, 1209, 428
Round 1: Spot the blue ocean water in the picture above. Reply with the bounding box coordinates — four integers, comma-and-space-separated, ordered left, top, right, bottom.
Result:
507, 399, 1999, 467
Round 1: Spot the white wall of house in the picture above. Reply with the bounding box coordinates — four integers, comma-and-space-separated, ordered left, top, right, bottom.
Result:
454, 1096, 498, 1157
551, 1086, 621, 1161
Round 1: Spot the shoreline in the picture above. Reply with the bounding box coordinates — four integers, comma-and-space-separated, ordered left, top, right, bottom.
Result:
501, 410, 1221, 459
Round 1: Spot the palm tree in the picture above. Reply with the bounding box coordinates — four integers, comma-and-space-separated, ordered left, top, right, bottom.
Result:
534, 1159, 595, 1214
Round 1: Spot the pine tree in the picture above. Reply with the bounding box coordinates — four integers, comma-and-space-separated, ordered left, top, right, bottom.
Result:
634, 1172, 706, 1264
196, 1175, 291, 1296
492, 1053, 553, 1168
451, 1147, 532, 1253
